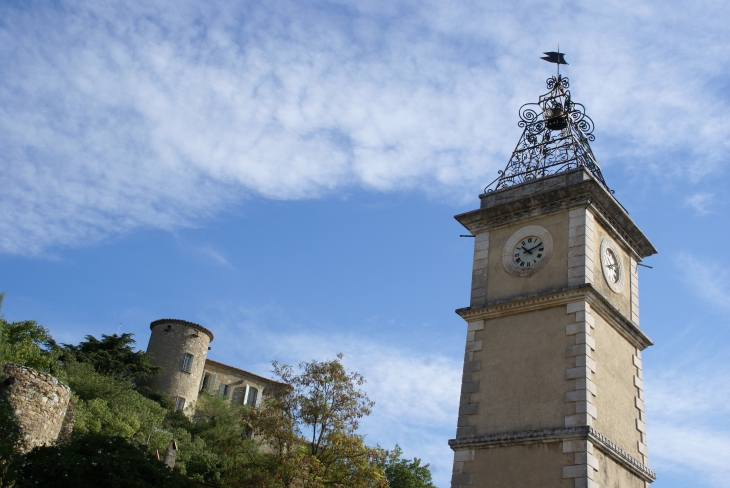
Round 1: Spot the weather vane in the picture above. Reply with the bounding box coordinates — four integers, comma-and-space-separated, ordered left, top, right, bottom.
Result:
541, 47, 568, 77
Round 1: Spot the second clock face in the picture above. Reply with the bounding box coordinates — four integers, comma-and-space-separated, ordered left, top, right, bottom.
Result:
600, 237, 625, 293
511, 236, 546, 269
602, 247, 621, 284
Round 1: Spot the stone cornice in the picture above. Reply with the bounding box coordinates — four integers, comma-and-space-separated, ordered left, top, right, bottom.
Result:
448, 426, 657, 483
455, 284, 653, 350
455, 168, 657, 259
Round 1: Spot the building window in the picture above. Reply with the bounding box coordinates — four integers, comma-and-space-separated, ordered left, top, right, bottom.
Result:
175, 396, 186, 412
182, 353, 194, 373
246, 387, 258, 407
219, 383, 229, 397
200, 372, 211, 392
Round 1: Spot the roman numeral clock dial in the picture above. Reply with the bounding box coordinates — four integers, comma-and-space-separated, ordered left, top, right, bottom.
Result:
501, 225, 554, 277
513, 237, 544, 268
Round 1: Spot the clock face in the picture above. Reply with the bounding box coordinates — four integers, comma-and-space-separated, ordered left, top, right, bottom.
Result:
600, 237, 625, 293
512, 236, 545, 269
602, 247, 621, 283
502, 225, 553, 277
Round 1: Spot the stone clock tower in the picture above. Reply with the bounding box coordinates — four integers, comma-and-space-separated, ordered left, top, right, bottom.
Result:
449, 73, 657, 488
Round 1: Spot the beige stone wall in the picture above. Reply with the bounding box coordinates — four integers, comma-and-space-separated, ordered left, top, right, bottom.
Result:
462, 306, 573, 436
145, 320, 212, 411
453, 443, 573, 488
592, 313, 643, 459
485, 212, 570, 303
594, 449, 645, 488
2, 363, 72, 452
201, 361, 270, 407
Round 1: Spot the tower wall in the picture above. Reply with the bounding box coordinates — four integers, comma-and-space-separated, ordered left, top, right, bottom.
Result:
145, 318, 213, 411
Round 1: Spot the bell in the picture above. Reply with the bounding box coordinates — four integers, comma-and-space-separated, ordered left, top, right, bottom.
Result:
545, 106, 567, 131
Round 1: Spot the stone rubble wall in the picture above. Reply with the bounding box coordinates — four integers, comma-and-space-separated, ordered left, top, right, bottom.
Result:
1, 363, 73, 452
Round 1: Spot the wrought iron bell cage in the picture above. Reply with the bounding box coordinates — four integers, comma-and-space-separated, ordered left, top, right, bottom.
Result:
486, 75, 610, 193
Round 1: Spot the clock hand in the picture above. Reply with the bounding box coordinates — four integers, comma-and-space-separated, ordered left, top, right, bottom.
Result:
520, 246, 533, 255
526, 242, 543, 252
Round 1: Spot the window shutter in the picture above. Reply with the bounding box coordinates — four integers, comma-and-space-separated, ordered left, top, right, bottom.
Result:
255, 388, 262, 408
208, 374, 217, 393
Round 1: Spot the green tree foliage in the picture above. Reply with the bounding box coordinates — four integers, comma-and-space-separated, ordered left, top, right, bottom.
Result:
0, 293, 61, 375
242, 354, 387, 488
66, 362, 166, 442
380, 445, 436, 488
9, 433, 197, 488
60, 333, 161, 381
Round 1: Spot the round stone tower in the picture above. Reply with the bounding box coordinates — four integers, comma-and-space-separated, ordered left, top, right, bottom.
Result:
145, 318, 213, 411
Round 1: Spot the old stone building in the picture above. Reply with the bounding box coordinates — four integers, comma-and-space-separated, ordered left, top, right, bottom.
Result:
144, 318, 283, 413
449, 70, 656, 487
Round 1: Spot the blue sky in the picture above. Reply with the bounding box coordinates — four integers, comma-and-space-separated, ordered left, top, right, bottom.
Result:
1, 1, 730, 486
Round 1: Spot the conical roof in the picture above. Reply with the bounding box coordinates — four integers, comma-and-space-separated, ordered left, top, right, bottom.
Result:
486, 75, 609, 193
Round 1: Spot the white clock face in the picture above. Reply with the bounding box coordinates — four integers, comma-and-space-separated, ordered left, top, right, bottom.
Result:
502, 225, 553, 277
511, 236, 546, 270
602, 247, 621, 284
600, 237, 625, 293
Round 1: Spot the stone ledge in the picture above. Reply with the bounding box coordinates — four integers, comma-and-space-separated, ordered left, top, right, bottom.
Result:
455, 284, 654, 350
448, 426, 657, 483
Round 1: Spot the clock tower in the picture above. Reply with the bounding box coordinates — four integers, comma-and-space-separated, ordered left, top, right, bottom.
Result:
449, 72, 657, 487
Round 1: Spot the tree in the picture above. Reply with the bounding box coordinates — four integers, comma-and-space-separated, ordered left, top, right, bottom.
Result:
60, 333, 161, 381
243, 354, 387, 488
0, 293, 61, 375
66, 362, 166, 442
8, 433, 197, 488
380, 445, 436, 488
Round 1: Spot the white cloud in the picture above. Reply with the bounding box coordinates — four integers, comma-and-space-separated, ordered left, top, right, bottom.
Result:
675, 253, 730, 314
684, 192, 716, 215
2, 0, 730, 255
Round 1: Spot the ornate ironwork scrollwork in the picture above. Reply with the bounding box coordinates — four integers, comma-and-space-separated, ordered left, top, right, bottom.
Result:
485, 75, 608, 193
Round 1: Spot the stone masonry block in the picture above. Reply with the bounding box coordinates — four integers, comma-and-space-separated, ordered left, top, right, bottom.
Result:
566, 366, 591, 380
636, 418, 646, 433
635, 397, 645, 411
568, 255, 587, 268
634, 375, 644, 389
459, 403, 478, 415
473, 249, 489, 261
466, 331, 475, 342
456, 426, 476, 438
563, 440, 594, 454
452, 461, 464, 474
461, 372, 473, 383
569, 234, 594, 248
454, 449, 475, 462
472, 258, 488, 271
575, 356, 596, 372
457, 415, 469, 426
637, 368, 643, 380
575, 452, 599, 470
464, 351, 473, 362
474, 238, 489, 252
467, 320, 485, 331
562, 464, 593, 479
569, 208, 587, 219
451, 473, 473, 485
566, 302, 590, 314
638, 441, 648, 455
569, 224, 591, 238
568, 267, 588, 279
575, 311, 595, 326
459, 394, 471, 405
575, 479, 600, 488
575, 333, 595, 350
575, 378, 597, 395
565, 413, 594, 428
575, 401, 597, 418
637, 388, 644, 401
633, 355, 642, 369
470, 288, 486, 300
566, 344, 592, 358
465, 340, 483, 352
463, 360, 481, 372
461, 381, 480, 393
566, 389, 589, 403
566, 322, 590, 336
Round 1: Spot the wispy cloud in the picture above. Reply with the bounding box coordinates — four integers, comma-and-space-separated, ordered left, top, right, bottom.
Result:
684, 192, 716, 215
2, 0, 730, 255
675, 252, 730, 314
